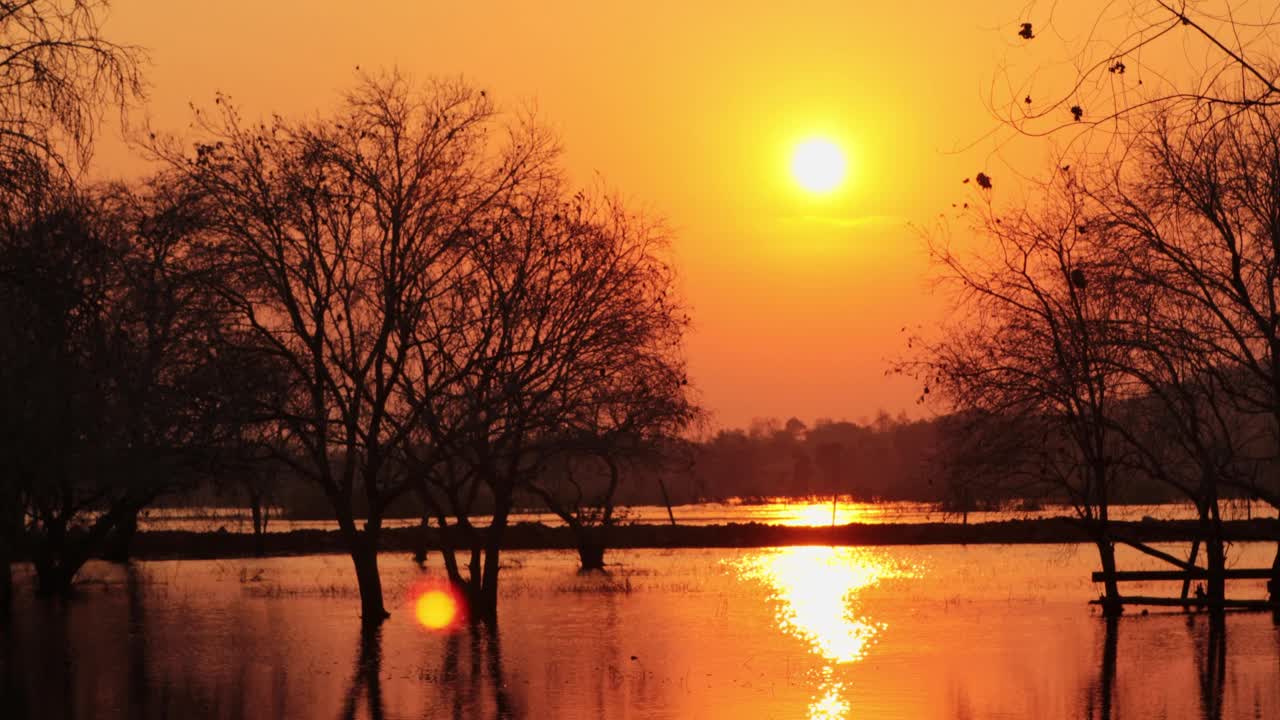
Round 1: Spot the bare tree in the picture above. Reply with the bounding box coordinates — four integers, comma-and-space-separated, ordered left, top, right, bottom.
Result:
994, 1, 1280, 139
0, 173, 263, 595
155, 74, 553, 624
911, 176, 1135, 614
526, 342, 699, 571
0, 0, 144, 181
1094, 261, 1262, 606
216, 427, 291, 558
1097, 103, 1280, 599
408, 188, 690, 617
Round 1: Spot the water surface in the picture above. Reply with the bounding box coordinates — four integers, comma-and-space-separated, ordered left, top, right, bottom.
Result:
6, 543, 1279, 718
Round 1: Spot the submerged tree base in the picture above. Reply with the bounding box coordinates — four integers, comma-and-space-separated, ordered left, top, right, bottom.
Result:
577, 543, 606, 572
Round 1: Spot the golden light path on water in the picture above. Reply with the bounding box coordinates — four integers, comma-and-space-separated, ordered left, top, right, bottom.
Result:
731, 546, 919, 719
781, 503, 865, 528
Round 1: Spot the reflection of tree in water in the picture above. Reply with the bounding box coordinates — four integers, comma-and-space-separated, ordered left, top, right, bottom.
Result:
1192, 614, 1226, 720
1088, 616, 1118, 720
340, 626, 385, 720
433, 624, 520, 719
126, 565, 150, 717
0, 600, 25, 717
1087, 614, 1228, 720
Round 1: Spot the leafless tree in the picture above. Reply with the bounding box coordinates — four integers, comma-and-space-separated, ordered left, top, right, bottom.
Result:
0, 0, 141, 607
994, 1, 1280, 140
1099, 266, 1259, 605
153, 74, 554, 624
217, 427, 291, 558
407, 188, 690, 618
1096, 102, 1280, 598
526, 337, 700, 571
911, 176, 1135, 614
0, 0, 144, 182
0, 173, 264, 596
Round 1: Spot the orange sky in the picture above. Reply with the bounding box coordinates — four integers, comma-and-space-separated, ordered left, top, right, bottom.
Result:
92, 0, 1109, 429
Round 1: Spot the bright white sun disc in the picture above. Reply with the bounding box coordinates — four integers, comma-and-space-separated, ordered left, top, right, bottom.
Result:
791, 139, 847, 193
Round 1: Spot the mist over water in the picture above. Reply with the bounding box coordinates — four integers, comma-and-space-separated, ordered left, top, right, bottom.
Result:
6, 544, 1278, 719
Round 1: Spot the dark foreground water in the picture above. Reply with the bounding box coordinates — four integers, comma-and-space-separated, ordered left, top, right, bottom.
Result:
5, 543, 1280, 719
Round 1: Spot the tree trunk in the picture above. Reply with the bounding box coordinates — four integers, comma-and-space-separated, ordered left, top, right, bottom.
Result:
1203, 542, 1225, 609
422, 495, 468, 591
33, 557, 76, 596
0, 495, 18, 618
349, 529, 388, 626
1181, 538, 1202, 603
1268, 542, 1280, 606
466, 545, 482, 601
477, 479, 512, 622
1096, 537, 1123, 617
250, 493, 266, 558
0, 539, 11, 619
656, 474, 677, 526
103, 509, 139, 564
413, 514, 430, 566
577, 532, 606, 572
439, 523, 466, 587
32, 517, 82, 595
1203, 503, 1226, 610
1099, 615, 1118, 720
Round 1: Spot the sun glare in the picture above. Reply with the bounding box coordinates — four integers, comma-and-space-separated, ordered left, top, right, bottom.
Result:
734, 546, 887, 664
731, 547, 919, 719
414, 588, 460, 630
790, 138, 847, 194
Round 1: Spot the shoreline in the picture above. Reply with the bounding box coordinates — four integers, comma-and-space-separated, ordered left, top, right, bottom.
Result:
106, 517, 1280, 561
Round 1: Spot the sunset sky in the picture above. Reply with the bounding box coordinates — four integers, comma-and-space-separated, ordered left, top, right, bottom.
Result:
94, 0, 1114, 429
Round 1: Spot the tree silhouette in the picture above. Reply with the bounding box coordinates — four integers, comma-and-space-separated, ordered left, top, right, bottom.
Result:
994, 1, 1280, 139
0, 174, 268, 595
1096, 103, 1280, 601
910, 176, 1135, 614
0, 0, 144, 181
154, 73, 556, 624
408, 187, 691, 614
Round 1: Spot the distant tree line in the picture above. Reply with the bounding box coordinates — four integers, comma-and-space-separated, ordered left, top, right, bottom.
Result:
203, 404, 1209, 529
645, 412, 1179, 508
689, 415, 937, 503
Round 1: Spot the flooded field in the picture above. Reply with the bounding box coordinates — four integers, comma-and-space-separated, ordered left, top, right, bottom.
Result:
6, 543, 1279, 719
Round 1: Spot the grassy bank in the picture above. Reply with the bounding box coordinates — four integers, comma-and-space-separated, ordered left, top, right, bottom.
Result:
100, 517, 1280, 560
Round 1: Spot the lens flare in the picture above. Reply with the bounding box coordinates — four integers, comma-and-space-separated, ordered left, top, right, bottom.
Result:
414, 588, 460, 630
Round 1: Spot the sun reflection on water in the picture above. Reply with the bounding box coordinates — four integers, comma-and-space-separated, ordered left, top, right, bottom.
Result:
810, 676, 851, 720
768, 501, 872, 527
730, 546, 919, 718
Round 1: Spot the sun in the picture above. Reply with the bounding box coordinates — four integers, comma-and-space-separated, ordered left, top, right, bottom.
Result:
790, 138, 847, 194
